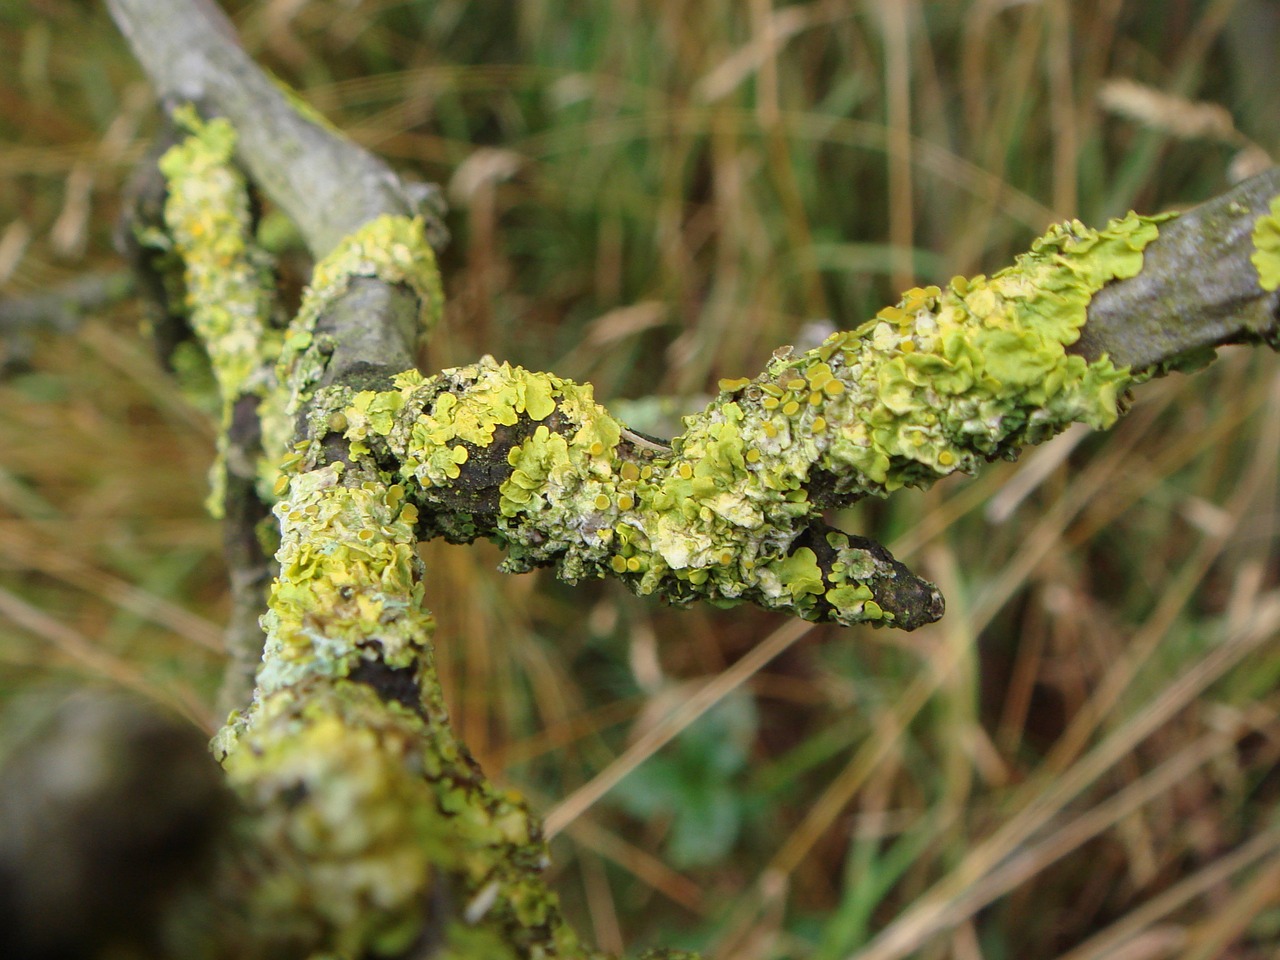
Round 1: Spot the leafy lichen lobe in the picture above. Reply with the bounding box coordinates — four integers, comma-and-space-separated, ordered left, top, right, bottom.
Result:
1250, 193, 1280, 292
730, 208, 1167, 501
254, 463, 431, 696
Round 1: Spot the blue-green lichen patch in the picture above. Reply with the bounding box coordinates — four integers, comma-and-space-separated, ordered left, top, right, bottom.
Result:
1251, 194, 1280, 292
158, 106, 278, 514
255, 462, 434, 696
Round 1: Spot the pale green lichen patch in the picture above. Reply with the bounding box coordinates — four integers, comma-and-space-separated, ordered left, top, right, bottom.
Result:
333, 212, 1167, 628
158, 106, 278, 514
1250, 194, 1280, 292
219, 684, 448, 956
216, 680, 592, 959
338, 357, 917, 626
254, 463, 433, 696
276, 214, 444, 413
255, 214, 445, 498
217, 446, 592, 955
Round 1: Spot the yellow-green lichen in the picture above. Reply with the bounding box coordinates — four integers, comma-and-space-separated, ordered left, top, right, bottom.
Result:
216, 679, 591, 959
158, 106, 278, 515
719, 209, 1169, 501
340, 358, 911, 625
219, 685, 448, 955
217, 445, 592, 955
328, 211, 1169, 627
261, 214, 446, 487
255, 464, 433, 695
364, 358, 621, 504
1251, 194, 1280, 292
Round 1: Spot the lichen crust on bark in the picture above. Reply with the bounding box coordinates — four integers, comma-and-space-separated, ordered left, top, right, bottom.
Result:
756, 209, 1168, 499
157, 106, 278, 515
214, 461, 595, 958
257, 213, 446, 495
1251, 193, 1280, 291
331, 212, 1167, 631
276, 213, 444, 415
216, 678, 595, 959
253, 462, 433, 697
217, 683, 446, 956
331, 360, 932, 628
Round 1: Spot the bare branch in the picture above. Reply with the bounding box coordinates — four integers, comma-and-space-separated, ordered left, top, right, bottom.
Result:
105, 0, 445, 258
1075, 166, 1280, 368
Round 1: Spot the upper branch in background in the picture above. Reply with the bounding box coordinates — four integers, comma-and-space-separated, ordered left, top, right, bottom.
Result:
105, 0, 445, 260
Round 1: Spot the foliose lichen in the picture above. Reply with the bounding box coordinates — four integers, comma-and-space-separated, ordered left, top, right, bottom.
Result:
218, 680, 593, 960
256, 213, 446, 497
218, 684, 447, 956
329, 210, 1166, 629
335, 357, 918, 626
248, 462, 432, 697
275, 214, 444, 414
215, 457, 592, 958
1250, 193, 1280, 292
158, 105, 278, 515
730, 208, 1166, 500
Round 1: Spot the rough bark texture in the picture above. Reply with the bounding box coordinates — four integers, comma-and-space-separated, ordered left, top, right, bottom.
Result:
1073, 168, 1280, 368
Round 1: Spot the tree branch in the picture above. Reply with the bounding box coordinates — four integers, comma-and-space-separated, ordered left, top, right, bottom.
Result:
101, 0, 1280, 956
105, 0, 445, 258
1074, 167, 1280, 368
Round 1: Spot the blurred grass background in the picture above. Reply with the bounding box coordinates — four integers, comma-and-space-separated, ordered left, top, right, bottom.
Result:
3, 0, 1280, 957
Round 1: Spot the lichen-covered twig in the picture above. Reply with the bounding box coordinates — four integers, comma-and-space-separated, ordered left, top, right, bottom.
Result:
138, 109, 280, 712
106, 2, 1280, 957
310, 209, 1162, 633
143, 112, 593, 957
210, 168, 1280, 954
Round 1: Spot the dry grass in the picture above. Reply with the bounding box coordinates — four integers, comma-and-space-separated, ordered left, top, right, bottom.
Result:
2, 1, 1280, 957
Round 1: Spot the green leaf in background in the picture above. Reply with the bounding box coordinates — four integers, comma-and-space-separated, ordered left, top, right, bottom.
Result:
612, 691, 757, 868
